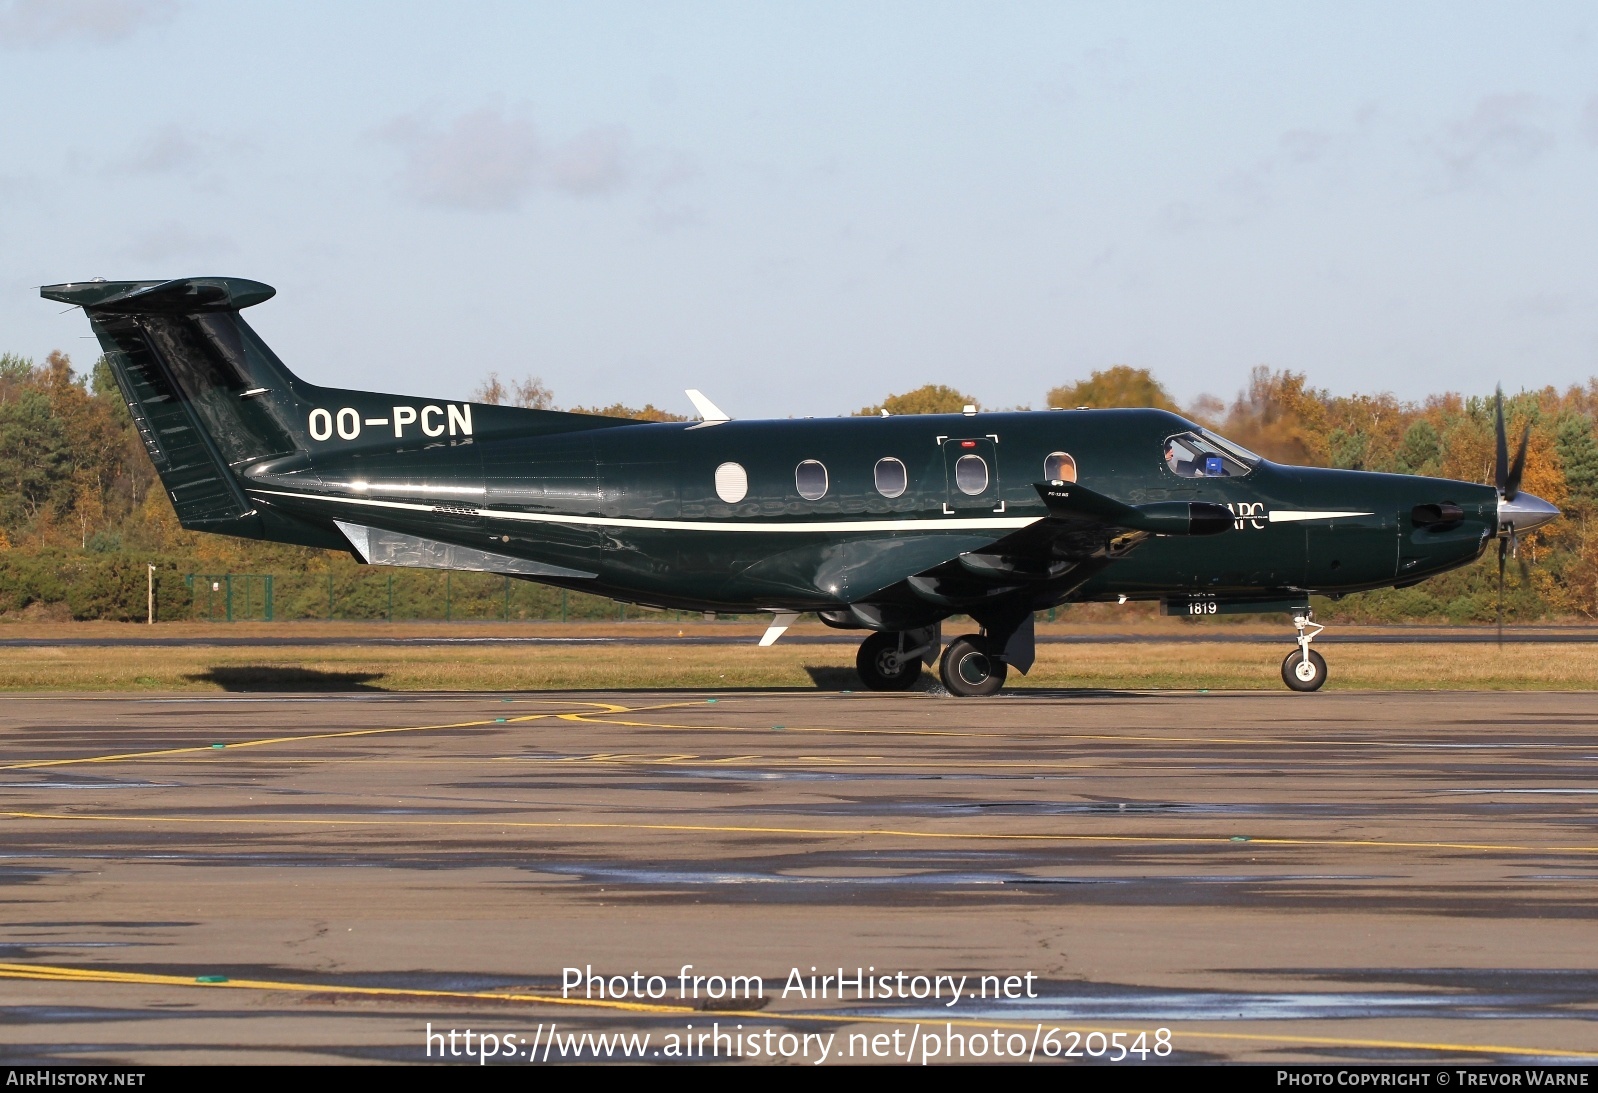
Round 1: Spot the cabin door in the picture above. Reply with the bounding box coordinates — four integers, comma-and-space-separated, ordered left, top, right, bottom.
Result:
941, 436, 1002, 513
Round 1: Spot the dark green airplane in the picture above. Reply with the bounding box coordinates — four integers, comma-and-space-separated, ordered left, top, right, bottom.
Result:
43, 276, 1560, 695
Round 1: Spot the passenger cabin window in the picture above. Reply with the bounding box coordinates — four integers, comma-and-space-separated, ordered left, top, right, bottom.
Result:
955, 454, 989, 495
1162, 430, 1259, 478
1044, 452, 1076, 484
795, 459, 828, 500
874, 457, 907, 498
714, 462, 748, 503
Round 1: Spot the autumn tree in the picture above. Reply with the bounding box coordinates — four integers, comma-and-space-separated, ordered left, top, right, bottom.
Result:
1556, 414, 1598, 509
1218, 367, 1329, 466
1047, 366, 1181, 412
474, 373, 554, 409
855, 384, 977, 417
568, 403, 688, 422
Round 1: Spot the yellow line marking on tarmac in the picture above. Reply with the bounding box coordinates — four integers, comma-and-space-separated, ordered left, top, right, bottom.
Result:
0, 961, 686, 1015
0, 702, 631, 772
554, 709, 1598, 751
4, 809, 1596, 855
0, 961, 1592, 1061
5, 694, 1587, 773
559, 713, 997, 739
507, 753, 872, 767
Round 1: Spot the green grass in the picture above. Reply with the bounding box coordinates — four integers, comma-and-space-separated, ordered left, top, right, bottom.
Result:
5, 638, 1597, 691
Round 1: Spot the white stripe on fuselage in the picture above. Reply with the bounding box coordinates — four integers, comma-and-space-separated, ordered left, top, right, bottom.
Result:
248, 489, 1040, 533
1267, 510, 1375, 523
250, 489, 1378, 534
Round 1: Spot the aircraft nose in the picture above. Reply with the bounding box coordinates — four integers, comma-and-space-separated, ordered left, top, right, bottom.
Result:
1498, 491, 1560, 536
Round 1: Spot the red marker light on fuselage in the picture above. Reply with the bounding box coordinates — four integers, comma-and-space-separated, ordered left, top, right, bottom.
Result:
961, 440, 976, 448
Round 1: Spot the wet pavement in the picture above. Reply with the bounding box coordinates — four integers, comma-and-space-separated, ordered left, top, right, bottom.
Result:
0, 689, 1596, 1064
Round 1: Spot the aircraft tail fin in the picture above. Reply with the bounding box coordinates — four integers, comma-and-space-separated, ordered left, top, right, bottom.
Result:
42, 277, 625, 543
42, 278, 306, 534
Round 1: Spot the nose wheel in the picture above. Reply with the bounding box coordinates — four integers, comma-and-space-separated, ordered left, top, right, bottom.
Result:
1281, 612, 1327, 691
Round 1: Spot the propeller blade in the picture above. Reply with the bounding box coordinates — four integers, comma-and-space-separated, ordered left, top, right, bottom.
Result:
1497, 536, 1507, 647
1504, 421, 1530, 502
1494, 387, 1509, 494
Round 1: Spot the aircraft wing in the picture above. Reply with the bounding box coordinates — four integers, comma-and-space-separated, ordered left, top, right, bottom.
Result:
882, 481, 1232, 610
973, 481, 1233, 567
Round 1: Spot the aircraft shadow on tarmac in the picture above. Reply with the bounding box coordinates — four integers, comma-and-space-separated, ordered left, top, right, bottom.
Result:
185, 666, 388, 691
800, 665, 1142, 697
802, 666, 865, 690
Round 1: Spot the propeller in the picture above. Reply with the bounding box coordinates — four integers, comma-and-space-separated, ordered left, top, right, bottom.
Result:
1493, 387, 1534, 645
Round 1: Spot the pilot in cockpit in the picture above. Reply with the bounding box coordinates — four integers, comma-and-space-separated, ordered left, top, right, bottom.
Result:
1164, 441, 1196, 477
1165, 438, 1230, 478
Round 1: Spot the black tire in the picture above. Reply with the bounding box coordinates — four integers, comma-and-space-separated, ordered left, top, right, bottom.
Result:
939, 634, 1008, 697
856, 632, 923, 691
1281, 648, 1328, 692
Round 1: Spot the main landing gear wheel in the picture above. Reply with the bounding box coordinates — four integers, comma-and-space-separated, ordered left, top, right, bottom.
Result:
856, 631, 923, 691
939, 635, 1007, 697
1281, 648, 1327, 691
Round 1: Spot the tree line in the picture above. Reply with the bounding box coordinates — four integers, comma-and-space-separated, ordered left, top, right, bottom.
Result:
1, 355, 1594, 622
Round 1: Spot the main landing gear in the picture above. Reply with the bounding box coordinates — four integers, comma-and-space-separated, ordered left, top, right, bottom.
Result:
855, 628, 937, 691
1281, 611, 1327, 692
855, 628, 1012, 697
939, 635, 1007, 697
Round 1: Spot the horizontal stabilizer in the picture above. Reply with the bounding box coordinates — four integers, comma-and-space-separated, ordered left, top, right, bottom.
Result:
1034, 482, 1232, 536
335, 521, 596, 579
41, 277, 275, 313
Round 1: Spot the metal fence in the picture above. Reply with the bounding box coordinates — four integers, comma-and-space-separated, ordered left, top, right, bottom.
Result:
181, 568, 737, 623
185, 574, 275, 622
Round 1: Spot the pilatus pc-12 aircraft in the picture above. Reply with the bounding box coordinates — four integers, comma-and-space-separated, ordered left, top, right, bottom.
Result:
43, 276, 1561, 695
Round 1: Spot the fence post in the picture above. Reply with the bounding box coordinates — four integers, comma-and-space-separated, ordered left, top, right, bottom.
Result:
387, 573, 394, 622
503, 575, 510, 621
225, 574, 233, 623
265, 575, 274, 621
327, 572, 334, 620
561, 588, 567, 623
445, 572, 452, 621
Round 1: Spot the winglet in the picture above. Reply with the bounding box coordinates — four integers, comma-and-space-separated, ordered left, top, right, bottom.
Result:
758, 612, 800, 647
685, 389, 730, 429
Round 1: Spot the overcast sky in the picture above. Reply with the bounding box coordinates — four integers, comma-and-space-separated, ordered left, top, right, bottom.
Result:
3, 1, 1597, 417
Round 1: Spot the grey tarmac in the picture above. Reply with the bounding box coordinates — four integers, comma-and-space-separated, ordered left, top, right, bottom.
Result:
0, 689, 1595, 1065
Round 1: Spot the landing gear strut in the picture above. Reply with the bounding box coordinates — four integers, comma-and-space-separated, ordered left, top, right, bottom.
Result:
855, 627, 938, 691
1281, 611, 1327, 692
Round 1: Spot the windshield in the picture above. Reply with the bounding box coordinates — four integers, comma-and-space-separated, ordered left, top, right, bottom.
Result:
1163, 430, 1260, 478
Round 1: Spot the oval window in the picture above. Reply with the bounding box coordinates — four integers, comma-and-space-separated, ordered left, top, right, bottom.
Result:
874, 457, 907, 498
955, 454, 989, 496
795, 459, 828, 500
714, 462, 748, 504
1044, 451, 1076, 484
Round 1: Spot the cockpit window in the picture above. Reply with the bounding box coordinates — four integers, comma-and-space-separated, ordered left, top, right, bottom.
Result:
1163, 430, 1259, 478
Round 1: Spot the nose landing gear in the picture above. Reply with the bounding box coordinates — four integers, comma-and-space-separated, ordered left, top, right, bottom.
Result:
1281, 611, 1327, 691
